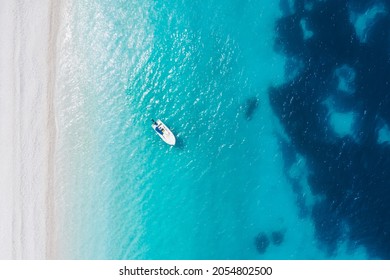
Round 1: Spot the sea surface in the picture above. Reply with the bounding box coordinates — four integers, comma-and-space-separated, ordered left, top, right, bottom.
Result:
55, 0, 390, 259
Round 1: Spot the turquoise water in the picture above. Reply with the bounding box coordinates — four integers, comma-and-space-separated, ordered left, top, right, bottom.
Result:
55, 0, 368, 259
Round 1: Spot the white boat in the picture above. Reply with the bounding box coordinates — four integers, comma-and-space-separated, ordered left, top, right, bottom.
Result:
151, 119, 176, 146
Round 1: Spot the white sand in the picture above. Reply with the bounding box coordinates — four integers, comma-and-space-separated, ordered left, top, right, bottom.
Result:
0, 0, 62, 259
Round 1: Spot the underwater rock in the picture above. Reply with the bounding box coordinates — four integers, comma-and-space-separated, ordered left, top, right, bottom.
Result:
271, 231, 285, 246
255, 233, 270, 254
244, 97, 259, 120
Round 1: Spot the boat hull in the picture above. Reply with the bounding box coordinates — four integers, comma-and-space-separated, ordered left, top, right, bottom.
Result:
151, 119, 176, 146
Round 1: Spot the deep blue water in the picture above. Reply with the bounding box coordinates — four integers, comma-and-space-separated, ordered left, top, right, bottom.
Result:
55, 0, 390, 259
272, 0, 390, 259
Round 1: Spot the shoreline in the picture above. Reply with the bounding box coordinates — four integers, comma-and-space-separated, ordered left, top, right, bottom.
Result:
46, 0, 65, 260
0, 0, 62, 259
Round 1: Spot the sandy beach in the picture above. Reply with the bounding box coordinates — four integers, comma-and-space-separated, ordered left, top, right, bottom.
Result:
0, 0, 61, 259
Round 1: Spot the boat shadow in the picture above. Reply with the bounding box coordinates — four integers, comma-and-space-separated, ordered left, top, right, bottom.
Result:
174, 137, 185, 149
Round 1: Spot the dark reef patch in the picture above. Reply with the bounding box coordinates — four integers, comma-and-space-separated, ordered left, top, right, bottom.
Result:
279, 138, 297, 169
271, 0, 390, 259
244, 97, 259, 120
279, 0, 295, 16
255, 233, 270, 254
271, 231, 285, 246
